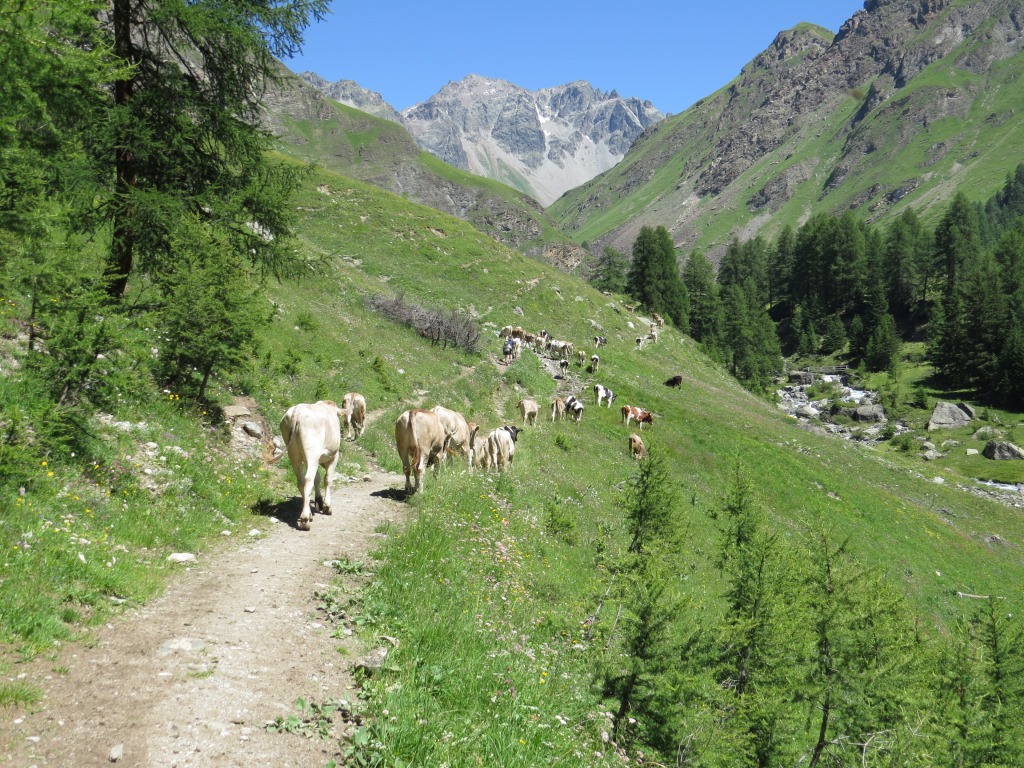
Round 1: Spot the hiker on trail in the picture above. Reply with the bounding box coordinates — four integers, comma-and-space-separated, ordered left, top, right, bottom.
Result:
503, 338, 514, 365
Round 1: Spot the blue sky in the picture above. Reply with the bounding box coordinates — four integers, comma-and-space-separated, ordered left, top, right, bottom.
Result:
285, 1, 865, 116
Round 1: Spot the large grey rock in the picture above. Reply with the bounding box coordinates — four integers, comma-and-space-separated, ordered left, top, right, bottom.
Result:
852, 404, 886, 423
982, 441, 1024, 460
928, 402, 974, 431
222, 404, 251, 419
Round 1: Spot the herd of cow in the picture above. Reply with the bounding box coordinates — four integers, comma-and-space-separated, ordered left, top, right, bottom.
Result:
278, 317, 682, 529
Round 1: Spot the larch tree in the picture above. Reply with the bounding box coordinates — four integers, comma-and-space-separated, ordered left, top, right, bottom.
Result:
89, 0, 330, 298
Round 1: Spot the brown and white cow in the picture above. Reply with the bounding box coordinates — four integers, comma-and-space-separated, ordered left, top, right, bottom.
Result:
551, 397, 566, 422
486, 425, 521, 472
431, 405, 477, 468
518, 398, 540, 427
594, 384, 616, 408
394, 409, 450, 495
340, 392, 367, 440
577, 349, 586, 367
279, 400, 344, 531
651, 312, 665, 328
621, 405, 655, 430
629, 433, 647, 461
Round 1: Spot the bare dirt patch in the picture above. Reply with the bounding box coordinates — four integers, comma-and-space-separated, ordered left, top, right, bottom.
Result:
2, 465, 406, 767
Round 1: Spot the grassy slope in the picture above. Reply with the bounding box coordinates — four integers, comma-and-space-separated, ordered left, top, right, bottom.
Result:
256, 165, 1024, 764
270, 100, 581, 259
263, 162, 1024, 623
4, 158, 1023, 761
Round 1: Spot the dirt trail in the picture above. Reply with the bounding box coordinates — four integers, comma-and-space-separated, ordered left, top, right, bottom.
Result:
2, 465, 406, 767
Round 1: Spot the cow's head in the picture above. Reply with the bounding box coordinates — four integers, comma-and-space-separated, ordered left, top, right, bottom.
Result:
503, 425, 522, 442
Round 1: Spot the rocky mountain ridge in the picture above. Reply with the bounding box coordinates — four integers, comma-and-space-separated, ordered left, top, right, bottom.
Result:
399, 75, 664, 206
299, 73, 664, 206
550, 0, 1024, 261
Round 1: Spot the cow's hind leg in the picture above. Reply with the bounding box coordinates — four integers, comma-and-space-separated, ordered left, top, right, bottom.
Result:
299, 462, 317, 531
320, 453, 339, 515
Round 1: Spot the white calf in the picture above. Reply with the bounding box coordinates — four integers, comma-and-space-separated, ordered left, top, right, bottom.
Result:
487, 425, 521, 472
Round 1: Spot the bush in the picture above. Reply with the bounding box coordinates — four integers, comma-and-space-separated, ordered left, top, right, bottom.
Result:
367, 292, 481, 353
891, 433, 916, 452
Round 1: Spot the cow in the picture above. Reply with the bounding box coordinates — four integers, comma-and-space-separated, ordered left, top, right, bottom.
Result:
664, 375, 683, 388
469, 423, 489, 471
651, 312, 665, 328
635, 336, 645, 350
629, 433, 647, 461
593, 335, 607, 348
430, 405, 476, 467
621, 405, 655, 430
590, 354, 600, 374
499, 325, 514, 338
518, 398, 540, 427
394, 409, 450, 495
486, 425, 521, 472
559, 358, 569, 377
594, 384, 616, 408
564, 395, 585, 423
577, 349, 586, 367
279, 401, 344, 531
647, 326, 660, 344
511, 336, 523, 360
340, 392, 367, 440
551, 397, 566, 422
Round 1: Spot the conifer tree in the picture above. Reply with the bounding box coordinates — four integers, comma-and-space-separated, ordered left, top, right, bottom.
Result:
87, 0, 329, 298
592, 245, 629, 293
683, 249, 721, 347
627, 225, 690, 329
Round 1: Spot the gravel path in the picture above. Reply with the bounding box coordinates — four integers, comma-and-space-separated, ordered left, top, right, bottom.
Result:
2, 467, 405, 768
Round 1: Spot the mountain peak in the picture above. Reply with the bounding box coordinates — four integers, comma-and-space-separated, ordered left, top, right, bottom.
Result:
402, 79, 664, 205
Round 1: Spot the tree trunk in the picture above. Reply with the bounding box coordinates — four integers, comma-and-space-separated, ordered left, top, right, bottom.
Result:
107, 0, 137, 299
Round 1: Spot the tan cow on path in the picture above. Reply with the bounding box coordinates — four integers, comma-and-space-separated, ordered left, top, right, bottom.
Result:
394, 409, 450, 495
629, 433, 647, 461
340, 392, 367, 439
279, 400, 344, 531
518, 398, 540, 427
431, 405, 478, 468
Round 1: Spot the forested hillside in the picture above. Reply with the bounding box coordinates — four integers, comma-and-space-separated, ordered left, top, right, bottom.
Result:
3, 2, 1024, 767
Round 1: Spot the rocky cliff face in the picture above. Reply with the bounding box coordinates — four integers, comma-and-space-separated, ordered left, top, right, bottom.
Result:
551, 0, 1024, 262
400, 75, 664, 206
297, 72, 404, 123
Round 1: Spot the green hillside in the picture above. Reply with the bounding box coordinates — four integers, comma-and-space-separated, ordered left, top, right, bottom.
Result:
265, 75, 586, 267
548, 7, 1024, 262
4, 156, 1024, 762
